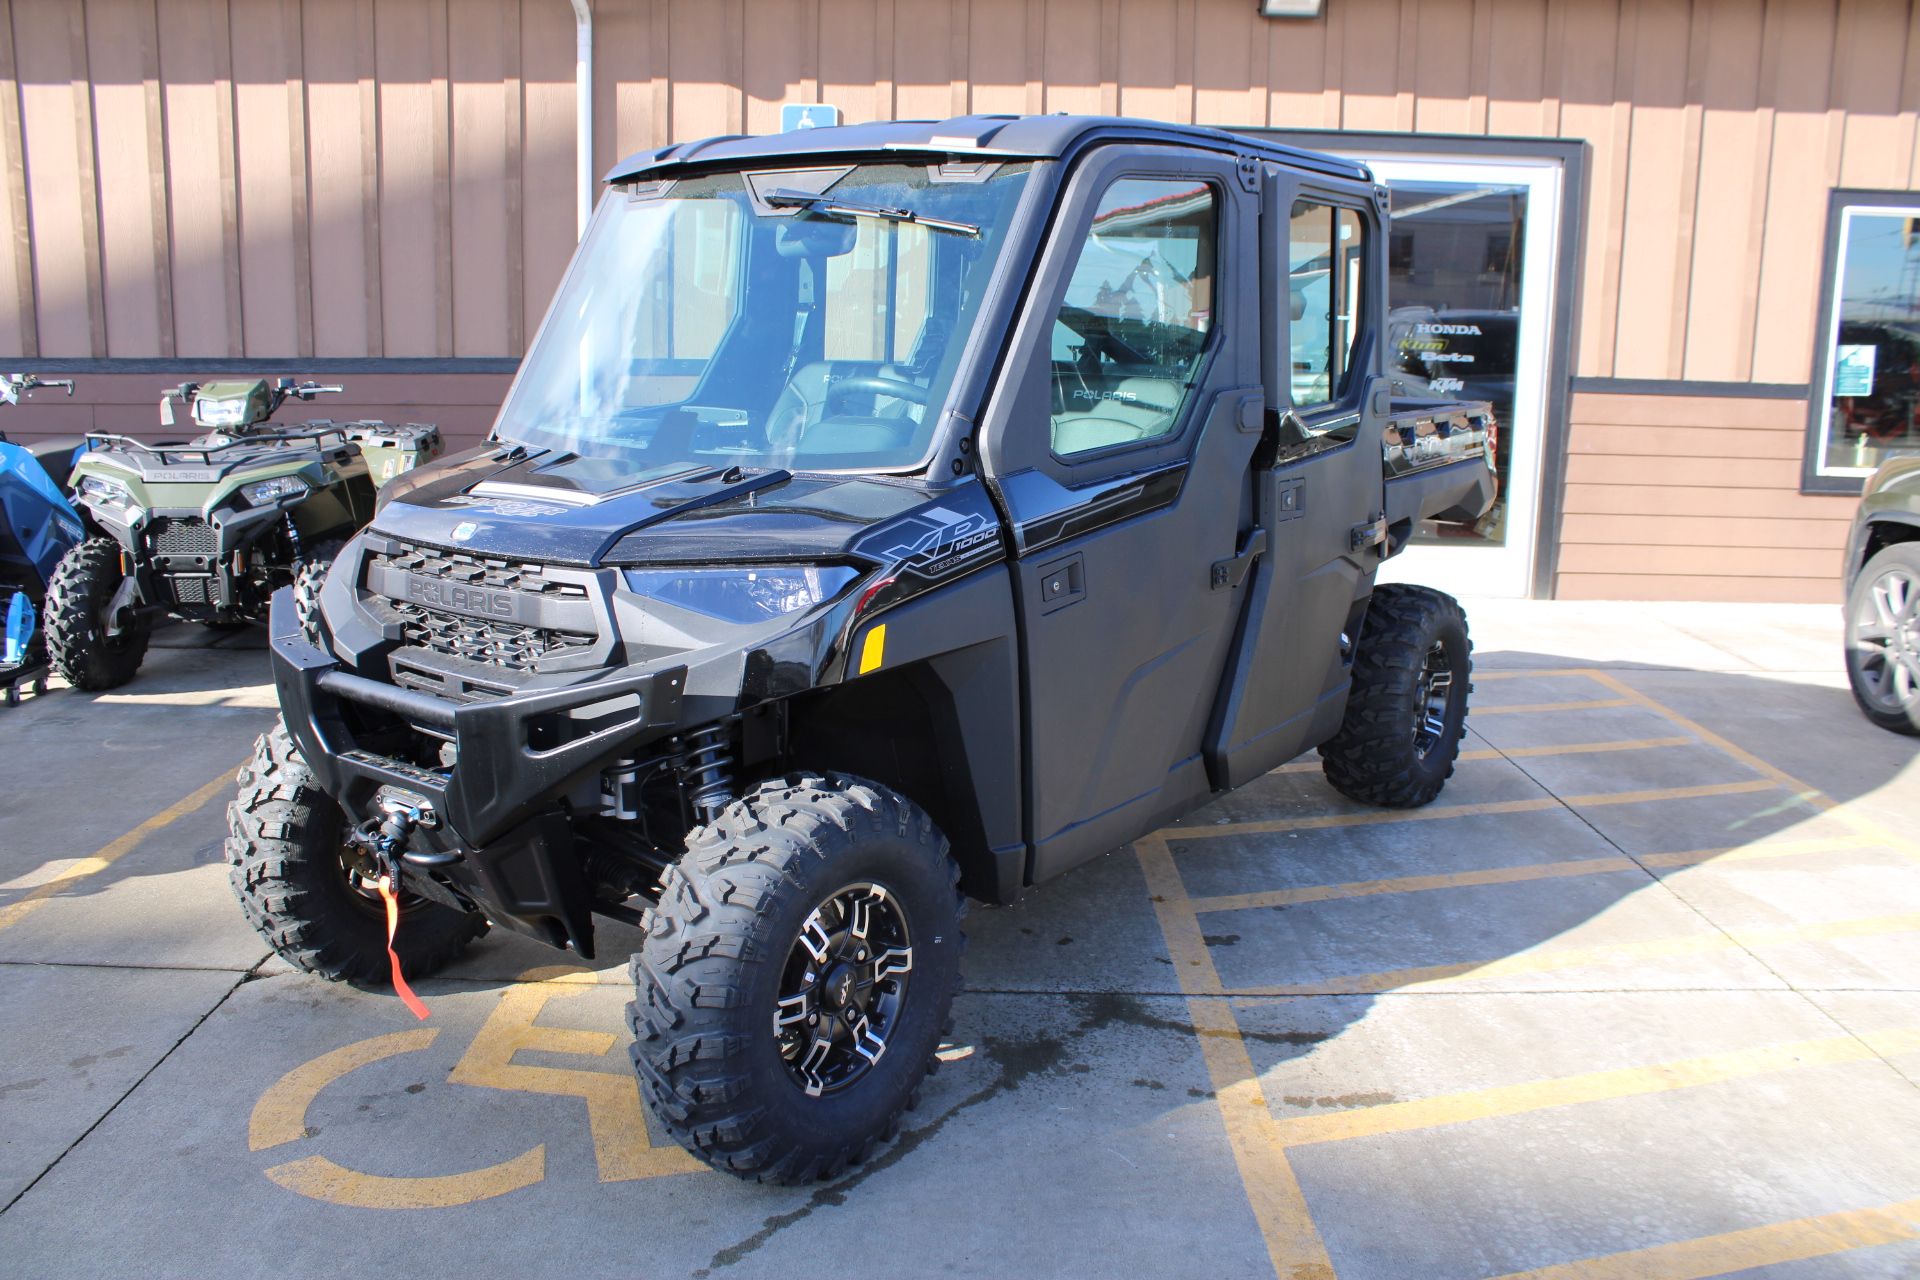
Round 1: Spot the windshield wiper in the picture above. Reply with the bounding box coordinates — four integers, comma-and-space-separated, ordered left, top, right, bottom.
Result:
762, 188, 979, 238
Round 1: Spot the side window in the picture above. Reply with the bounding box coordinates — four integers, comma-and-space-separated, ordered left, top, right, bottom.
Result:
1047, 178, 1217, 459
1289, 200, 1365, 411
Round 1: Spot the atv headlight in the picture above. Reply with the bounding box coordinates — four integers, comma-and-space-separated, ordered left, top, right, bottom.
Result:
77, 473, 131, 506
193, 395, 248, 428
240, 475, 310, 506
622, 565, 859, 623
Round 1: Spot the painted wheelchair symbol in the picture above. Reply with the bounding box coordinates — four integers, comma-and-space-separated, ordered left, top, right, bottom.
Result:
248, 966, 702, 1208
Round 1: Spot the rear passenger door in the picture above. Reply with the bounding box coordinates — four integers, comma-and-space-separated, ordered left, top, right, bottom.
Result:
1208, 170, 1392, 789
977, 146, 1264, 884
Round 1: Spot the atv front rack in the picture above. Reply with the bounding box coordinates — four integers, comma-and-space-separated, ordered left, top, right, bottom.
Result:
83, 424, 360, 465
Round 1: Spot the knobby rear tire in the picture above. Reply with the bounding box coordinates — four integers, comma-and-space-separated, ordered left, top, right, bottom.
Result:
1320, 583, 1473, 808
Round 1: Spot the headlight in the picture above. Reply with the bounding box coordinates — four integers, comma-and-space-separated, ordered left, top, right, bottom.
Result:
77, 473, 131, 505
622, 565, 859, 623
240, 475, 310, 506
193, 396, 248, 427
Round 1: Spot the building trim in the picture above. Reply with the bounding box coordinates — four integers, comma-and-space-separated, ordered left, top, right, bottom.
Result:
1572, 378, 1810, 400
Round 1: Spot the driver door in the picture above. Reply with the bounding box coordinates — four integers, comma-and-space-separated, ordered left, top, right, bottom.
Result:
977, 147, 1263, 884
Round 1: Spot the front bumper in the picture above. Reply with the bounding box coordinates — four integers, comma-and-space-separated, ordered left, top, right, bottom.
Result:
268, 588, 686, 953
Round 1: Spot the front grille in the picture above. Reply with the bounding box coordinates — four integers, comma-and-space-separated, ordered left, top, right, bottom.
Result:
150, 517, 217, 556
386, 600, 595, 671
370, 542, 588, 599
167, 575, 211, 605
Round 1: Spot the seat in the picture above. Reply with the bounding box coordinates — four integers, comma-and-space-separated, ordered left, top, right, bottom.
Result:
1048, 375, 1187, 456
766, 363, 925, 454
25, 436, 88, 491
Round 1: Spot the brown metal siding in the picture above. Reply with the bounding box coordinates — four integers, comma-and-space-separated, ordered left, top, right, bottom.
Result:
2, 0, 1913, 600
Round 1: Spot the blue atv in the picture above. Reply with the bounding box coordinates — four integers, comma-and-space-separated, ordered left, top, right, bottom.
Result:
1, 373, 87, 705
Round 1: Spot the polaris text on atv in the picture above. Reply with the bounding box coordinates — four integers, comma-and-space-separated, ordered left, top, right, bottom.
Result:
229, 115, 1497, 1184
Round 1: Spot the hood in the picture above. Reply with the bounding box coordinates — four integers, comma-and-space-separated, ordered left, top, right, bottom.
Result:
370, 446, 934, 566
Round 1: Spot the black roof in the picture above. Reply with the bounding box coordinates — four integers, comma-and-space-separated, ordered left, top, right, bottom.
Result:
604, 114, 1372, 185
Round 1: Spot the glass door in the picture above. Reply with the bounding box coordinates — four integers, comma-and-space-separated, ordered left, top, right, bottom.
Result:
1344, 155, 1563, 598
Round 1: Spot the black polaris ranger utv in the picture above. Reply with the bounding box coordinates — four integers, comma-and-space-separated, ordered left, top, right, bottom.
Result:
229, 115, 1495, 1183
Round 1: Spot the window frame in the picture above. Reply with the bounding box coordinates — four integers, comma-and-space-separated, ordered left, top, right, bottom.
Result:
1041, 170, 1228, 468
1803, 187, 1920, 496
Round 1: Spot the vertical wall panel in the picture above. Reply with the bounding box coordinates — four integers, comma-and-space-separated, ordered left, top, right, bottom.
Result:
231, 0, 302, 357
450, 1, 514, 356
1680, 0, 1765, 382
16, 2, 104, 356
1749, 0, 1841, 384
1832, 0, 1910, 189
1338, 0, 1405, 131
967, 0, 1028, 113
1264, 7, 1333, 128
156, 0, 241, 356
1411, 0, 1475, 134
894, 1, 954, 120
0, 0, 35, 357
520, 0, 575, 338
1610, 0, 1691, 378
1192, 0, 1264, 127
819, 0, 885, 125
1554, 0, 1624, 377
1042, 0, 1103, 116
374, 0, 442, 356
1484, 0, 1549, 135
744, 0, 812, 134
84, 0, 169, 357
301, 0, 374, 356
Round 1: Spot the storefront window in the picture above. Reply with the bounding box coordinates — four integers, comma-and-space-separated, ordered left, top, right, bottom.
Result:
1384, 180, 1529, 545
1807, 194, 1920, 492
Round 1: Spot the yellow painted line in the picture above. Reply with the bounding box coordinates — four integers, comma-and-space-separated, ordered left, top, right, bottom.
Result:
1641, 834, 1877, 869
0, 765, 236, 932
1188, 855, 1644, 915
1136, 833, 1334, 1280
1230, 911, 1920, 997
1186, 834, 1880, 916
1274, 1028, 1920, 1148
1476, 668, 1613, 681
1169, 778, 1780, 842
1474, 698, 1636, 715
251, 1029, 442, 1151
1584, 669, 1920, 866
446, 966, 701, 1181
1491, 1194, 1920, 1280
1272, 736, 1697, 774
265, 1149, 546, 1211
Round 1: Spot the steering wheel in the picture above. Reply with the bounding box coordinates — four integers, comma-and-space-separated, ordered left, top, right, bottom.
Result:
824, 375, 929, 416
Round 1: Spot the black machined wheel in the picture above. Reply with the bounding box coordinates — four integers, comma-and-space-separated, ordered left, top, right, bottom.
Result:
1845, 542, 1920, 736
628, 773, 964, 1184
774, 882, 916, 1097
1411, 639, 1456, 759
1319, 583, 1473, 808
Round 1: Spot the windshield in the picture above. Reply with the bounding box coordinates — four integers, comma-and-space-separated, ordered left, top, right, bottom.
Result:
494, 161, 1035, 473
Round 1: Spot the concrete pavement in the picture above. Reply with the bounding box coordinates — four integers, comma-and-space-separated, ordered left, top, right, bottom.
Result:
2, 602, 1918, 1278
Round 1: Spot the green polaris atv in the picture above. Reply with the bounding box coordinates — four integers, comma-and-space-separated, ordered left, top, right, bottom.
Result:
48, 377, 442, 690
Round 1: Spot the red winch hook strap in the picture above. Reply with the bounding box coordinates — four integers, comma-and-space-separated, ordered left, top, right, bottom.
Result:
377, 873, 431, 1021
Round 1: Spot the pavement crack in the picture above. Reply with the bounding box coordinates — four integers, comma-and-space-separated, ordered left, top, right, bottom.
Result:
0, 968, 249, 1217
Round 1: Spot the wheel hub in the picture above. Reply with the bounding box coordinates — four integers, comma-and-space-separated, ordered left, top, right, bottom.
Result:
773, 883, 914, 1097
1413, 640, 1454, 759
1851, 567, 1920, 712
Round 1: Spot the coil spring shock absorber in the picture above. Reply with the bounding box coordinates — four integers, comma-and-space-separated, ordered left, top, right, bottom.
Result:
681, 724, 735, 826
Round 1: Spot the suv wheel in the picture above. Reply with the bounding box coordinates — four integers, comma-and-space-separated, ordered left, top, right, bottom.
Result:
1845, 542, 1920, 736
1319, 583, 1473, 808
45, 537, 150, 691
628, 774, 964, 1183
226, 720, 488, 983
